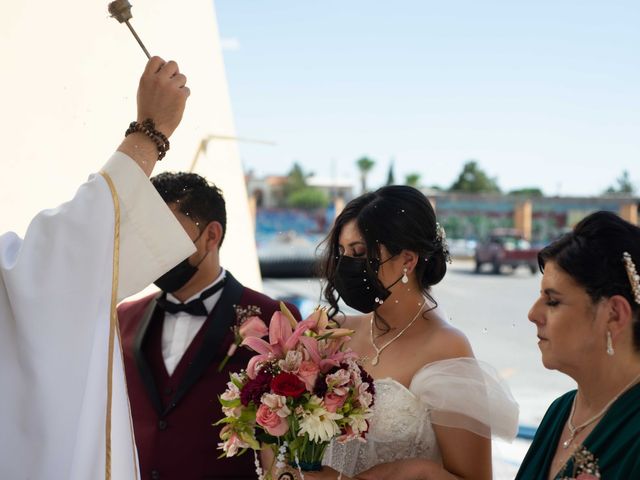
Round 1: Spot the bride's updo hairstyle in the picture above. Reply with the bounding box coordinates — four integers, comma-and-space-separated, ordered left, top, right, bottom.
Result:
320, 185, 447, 321
537, 211, 640, 350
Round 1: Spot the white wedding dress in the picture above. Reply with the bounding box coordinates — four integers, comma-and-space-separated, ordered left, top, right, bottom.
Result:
323, 358, 519, 476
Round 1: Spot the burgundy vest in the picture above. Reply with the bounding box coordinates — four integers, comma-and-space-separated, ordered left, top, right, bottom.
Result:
118, 272, 301, 480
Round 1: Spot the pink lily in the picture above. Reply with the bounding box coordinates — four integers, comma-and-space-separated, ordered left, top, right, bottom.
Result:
302, 308, 329, 333
320, 328, 355, 338
242, 310, 312, 377
271, 311, 314, 352
305, 306, 360, 338
279, 301, 299, 329
218, 315, 270, 373
304, 308, 357, 338
299, 336, 356, 372
239, 316, 269, 339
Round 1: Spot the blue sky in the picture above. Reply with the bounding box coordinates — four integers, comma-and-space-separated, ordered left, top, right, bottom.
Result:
215, 1, 639, 196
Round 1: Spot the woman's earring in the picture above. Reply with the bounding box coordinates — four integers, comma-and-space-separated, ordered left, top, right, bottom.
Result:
401, 267, 409, 284
606, 330, 615, 356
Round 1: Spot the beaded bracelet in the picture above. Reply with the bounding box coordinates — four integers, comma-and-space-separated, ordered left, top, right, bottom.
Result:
125, 119, 170, 160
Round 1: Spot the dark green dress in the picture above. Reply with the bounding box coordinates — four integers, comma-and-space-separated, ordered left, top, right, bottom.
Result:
516, 383, 640, 479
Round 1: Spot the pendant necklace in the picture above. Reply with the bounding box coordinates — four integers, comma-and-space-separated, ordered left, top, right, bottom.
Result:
369, 296, 427, 366
562, 371, 640, 449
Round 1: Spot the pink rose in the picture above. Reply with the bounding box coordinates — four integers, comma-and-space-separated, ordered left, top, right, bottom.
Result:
239, 316, 269, 339
324, 392, 347, 413
297, 361, 320, 392
261, 393, 291, 417
256, 404, 289, 437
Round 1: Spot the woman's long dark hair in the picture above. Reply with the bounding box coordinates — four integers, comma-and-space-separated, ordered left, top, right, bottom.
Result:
319, 186, 447, 332
538, 210, 640, 350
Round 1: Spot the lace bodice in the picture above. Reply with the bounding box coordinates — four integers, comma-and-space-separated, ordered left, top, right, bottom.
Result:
323, 358, 519, 477
323, 378, 440, 475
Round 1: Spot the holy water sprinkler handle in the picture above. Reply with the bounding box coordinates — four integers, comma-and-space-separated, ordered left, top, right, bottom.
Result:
108, 0, 151, 59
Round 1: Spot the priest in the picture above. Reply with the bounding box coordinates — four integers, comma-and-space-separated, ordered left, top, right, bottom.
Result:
0, 56, 194, 480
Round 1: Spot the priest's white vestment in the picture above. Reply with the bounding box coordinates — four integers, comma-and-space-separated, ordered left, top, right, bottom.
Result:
0, 152, 195, 479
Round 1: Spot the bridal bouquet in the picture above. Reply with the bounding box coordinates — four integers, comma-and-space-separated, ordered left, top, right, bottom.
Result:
217, 304, 375, 479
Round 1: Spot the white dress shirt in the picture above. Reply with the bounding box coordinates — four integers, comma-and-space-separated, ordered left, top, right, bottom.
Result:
161, 268, 226, 375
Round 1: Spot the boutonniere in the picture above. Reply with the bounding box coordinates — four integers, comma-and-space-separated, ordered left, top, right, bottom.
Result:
218, 305, 267, 372
559, 446, 601, 479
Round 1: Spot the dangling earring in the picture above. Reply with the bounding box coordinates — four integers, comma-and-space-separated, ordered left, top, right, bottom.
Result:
401, 267, 409, 284
606, 330, 615, 356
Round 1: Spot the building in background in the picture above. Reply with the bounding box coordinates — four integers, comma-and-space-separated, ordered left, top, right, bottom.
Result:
429, 191, 639, 246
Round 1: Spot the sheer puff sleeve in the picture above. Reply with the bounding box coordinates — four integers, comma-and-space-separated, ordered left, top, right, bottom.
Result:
409, 357, 519, 441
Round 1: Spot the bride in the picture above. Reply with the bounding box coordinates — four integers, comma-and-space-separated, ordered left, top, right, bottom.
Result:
305, 185, 518, 480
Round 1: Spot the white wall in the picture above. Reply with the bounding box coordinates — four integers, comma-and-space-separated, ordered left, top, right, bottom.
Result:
0, 0, 261, 291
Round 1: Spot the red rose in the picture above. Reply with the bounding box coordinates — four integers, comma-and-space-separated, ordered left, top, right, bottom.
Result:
271, 372, 306, 398
240, 370, 273, 406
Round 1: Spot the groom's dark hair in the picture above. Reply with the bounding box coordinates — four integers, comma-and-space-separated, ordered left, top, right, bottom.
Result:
151, 172, 227, 246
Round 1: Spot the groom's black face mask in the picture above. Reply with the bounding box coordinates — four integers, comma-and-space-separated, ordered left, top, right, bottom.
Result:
154, 228, 207, 293
333, 254, 401, 313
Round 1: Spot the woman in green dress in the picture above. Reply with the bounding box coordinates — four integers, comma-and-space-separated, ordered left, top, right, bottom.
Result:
516, 211, 640, 480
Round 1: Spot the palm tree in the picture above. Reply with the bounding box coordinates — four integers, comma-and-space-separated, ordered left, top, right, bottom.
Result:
386, 159, 396, 186
356, 156, 376, 193
405, 173, 421, 188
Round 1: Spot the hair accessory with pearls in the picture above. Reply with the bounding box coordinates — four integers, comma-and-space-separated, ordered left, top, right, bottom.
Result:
435, 222, 451, 263
622, 252, 640, 305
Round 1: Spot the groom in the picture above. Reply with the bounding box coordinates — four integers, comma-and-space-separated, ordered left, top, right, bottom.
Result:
118, 172, 301, 479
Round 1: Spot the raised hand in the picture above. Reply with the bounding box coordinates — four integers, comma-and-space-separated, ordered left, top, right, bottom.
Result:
119, 56, 191, 175
137, 56, 190, 138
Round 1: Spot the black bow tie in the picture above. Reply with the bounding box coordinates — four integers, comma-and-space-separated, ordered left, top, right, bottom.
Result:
156, 278, 226, 317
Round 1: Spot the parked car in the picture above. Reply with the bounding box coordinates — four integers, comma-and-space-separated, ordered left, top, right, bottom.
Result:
474, 228, 539, 274
258, 232, 320, 278
448, 238, 478, 258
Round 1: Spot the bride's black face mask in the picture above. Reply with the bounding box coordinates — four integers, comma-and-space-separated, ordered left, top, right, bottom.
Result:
333, 254, 402, 313
154, 228, 208, 293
